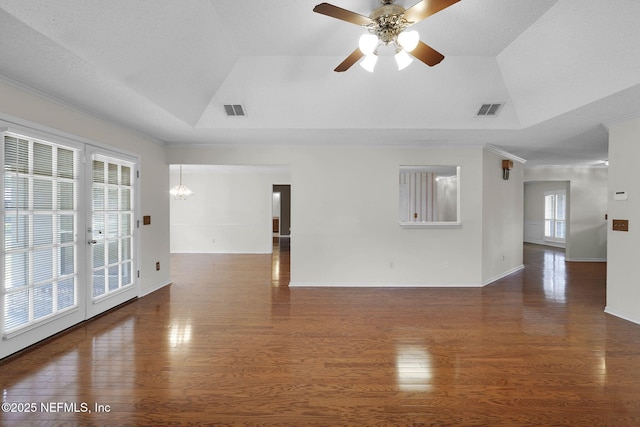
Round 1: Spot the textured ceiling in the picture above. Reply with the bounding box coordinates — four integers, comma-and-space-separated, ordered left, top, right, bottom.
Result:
0, 0, 639, 165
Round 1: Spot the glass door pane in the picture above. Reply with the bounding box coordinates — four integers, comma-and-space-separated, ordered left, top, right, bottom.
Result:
86, 150, 137, 318
3, 135, 80, 332
544, 190, 566, 242
2, 132, 85, 359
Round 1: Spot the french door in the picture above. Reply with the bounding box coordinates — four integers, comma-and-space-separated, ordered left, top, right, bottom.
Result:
85, 147, 138, 318
1, 131, 138, 359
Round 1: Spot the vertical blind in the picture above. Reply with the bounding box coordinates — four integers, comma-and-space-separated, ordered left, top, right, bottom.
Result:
3, 134, 79, 332
399, 171, 438, 222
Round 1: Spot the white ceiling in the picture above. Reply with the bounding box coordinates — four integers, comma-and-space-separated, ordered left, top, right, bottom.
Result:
1, 0, 639, 166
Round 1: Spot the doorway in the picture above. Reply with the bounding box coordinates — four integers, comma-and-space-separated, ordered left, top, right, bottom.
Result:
272, 185, 291, 239
524, 180, 570, 248
272, 185, 291, 286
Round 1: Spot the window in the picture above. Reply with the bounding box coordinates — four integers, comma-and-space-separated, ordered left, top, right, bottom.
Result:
544, 190, 566, 242
3, 134, 79, 332
399, 166, 460, 227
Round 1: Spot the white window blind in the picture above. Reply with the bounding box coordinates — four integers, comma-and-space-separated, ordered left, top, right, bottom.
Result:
3, 134, 79, 333
399, 170, 438, 223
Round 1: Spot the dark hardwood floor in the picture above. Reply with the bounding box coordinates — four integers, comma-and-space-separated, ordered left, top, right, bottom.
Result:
3, 241, 640, 426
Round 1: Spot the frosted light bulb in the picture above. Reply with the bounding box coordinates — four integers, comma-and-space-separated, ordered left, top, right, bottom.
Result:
395, 49, 413, 70
398, 30, 419, 52
360, 54, 378, 72
358, 34, 378, 55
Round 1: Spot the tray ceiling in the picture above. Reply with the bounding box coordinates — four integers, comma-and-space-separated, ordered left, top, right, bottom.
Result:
0, 0, 639, 165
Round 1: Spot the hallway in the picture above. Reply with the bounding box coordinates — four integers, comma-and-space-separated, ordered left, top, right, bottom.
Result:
2, 244, 640, 426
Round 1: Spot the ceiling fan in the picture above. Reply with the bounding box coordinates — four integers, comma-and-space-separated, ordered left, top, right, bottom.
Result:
313, 0, 459, 72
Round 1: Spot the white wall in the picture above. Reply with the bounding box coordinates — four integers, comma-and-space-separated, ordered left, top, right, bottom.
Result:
0, 79, 170, 296
170, 166, 290, 253
524, 181, 569, 247
606, 115, 640, 324
482, 148, 524, 284
167, 144, 523, 287
524, 166, 607, 261
292, 146, 483, 286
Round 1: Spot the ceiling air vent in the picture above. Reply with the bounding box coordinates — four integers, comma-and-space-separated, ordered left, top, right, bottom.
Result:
223, 104, 246, 117
476, 103, 503, 117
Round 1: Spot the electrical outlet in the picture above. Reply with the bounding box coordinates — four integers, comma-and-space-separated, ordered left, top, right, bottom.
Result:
156, 261, 160, 271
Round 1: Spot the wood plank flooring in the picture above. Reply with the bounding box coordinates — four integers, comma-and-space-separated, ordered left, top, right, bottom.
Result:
3, 241, 640, 426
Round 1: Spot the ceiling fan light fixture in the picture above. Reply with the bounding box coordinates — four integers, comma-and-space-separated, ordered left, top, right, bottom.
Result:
397, 30, 419, 52
360, 54, 378, 72
313, 0, 457, 72
394, 49, 413, 70
359, 33, 378, 55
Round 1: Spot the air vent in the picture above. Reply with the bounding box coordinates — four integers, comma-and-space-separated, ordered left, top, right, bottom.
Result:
476, 103, 503, 117
223, 104, 246, 117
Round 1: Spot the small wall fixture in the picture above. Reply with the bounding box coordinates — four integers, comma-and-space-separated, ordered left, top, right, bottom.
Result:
170, 165, 194, 199
502, 160, 513, 180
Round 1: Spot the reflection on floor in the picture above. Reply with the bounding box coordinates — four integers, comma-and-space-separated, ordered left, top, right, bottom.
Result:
3, 243, 640, 426
271, 236, 290, 286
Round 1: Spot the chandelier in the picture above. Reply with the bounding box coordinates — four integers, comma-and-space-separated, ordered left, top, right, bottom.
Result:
169, 165, 194, 199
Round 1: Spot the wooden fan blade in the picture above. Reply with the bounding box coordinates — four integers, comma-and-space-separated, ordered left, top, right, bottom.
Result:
313, 3, 373, 26
410, 41, 445, 66
404, 0, 460, 23
334, 48, 365, 72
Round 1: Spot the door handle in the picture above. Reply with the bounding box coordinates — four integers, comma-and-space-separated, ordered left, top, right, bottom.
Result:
88, 240, 97, 245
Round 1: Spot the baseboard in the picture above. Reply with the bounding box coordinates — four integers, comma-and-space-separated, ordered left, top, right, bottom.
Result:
565, 258, 607, 262
604, 306, 640, 326
140, 279, 172, 297
289, 281, 482, 288
524, 238, 545, 245
524, 239, 566, 249
482, 264, 525, 286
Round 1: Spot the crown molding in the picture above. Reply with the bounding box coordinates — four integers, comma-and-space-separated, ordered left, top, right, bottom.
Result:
483, 144, 527, 164
603, 110, 640, 130
0, 73, 166, 147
